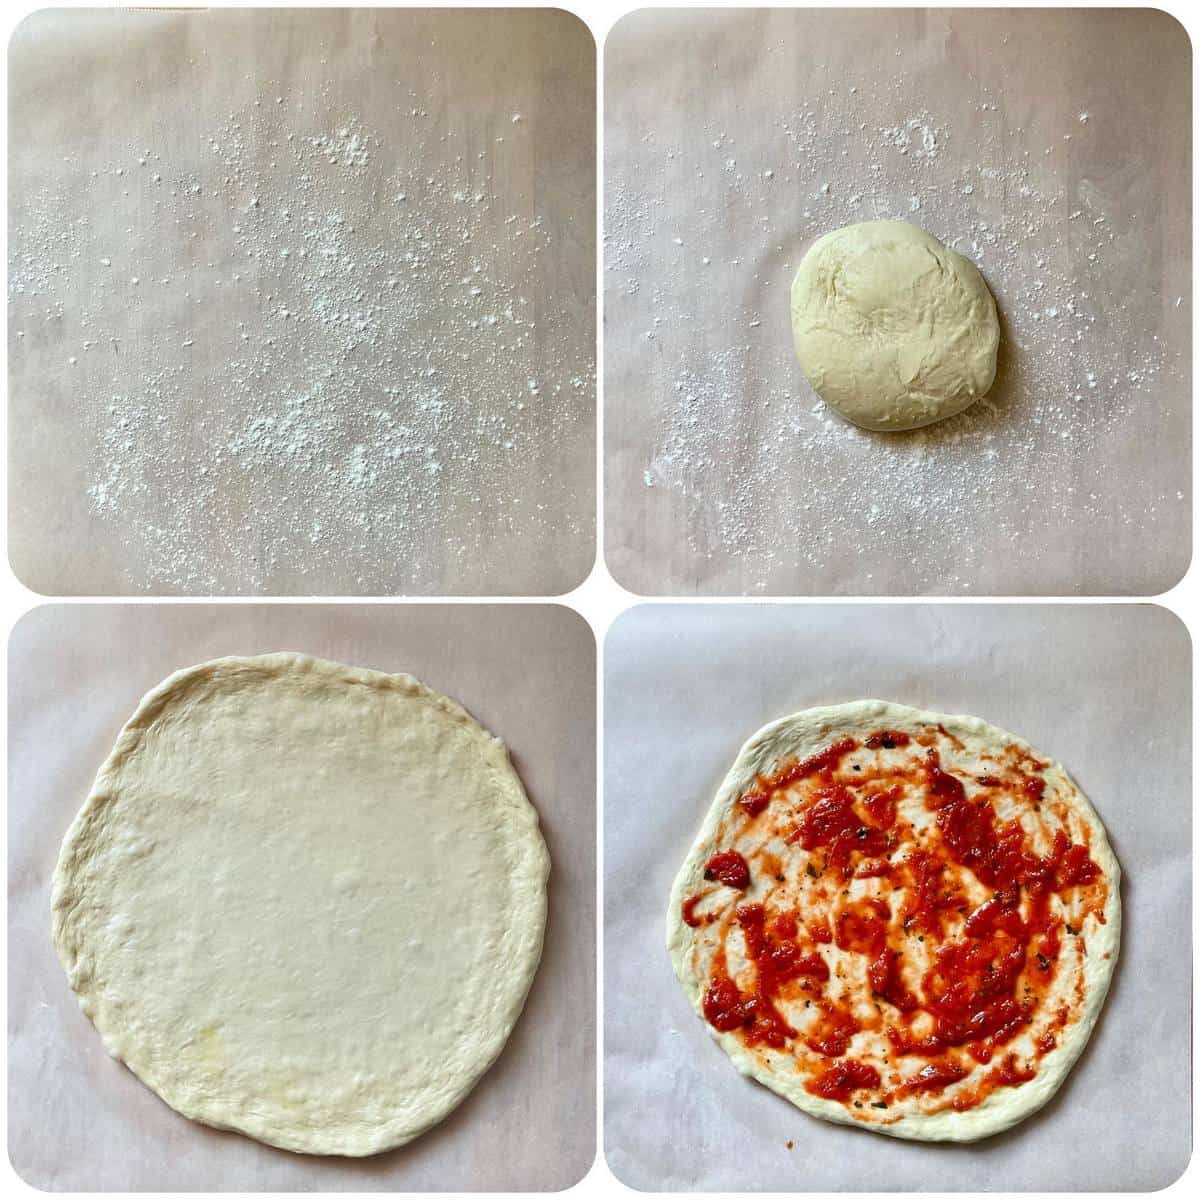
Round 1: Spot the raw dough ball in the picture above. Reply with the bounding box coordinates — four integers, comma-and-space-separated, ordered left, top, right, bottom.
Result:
790, 220, 999, 431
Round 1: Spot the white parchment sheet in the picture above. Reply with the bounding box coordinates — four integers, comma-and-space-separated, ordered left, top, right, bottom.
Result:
605, 8, 1191, 596
9, 8, 595, 595
8, 604, 596, 1190
604, 604, 1190, 1190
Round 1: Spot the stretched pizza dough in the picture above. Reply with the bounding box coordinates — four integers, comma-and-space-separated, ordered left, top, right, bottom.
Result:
52, 654, 550, 1156
790, 222, 999, 431
668, 700, 1120, 1142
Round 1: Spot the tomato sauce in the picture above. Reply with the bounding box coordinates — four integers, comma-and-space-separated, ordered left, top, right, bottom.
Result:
806, 1058, 881, 1102
739, 737, 858, 817
703, 850, 750, 889
898, 1060, 968, 1097
680, 895, 704, 928
685, 727, 1108, 1120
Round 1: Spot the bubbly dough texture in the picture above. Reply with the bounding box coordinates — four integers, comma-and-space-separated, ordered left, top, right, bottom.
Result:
52, 654, 550, 1156
790, 222, 1000, 431
668, 700, 1120, 1142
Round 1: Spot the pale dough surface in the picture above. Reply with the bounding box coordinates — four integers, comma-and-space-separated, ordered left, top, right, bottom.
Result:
790, 222, 1000, 431
52, 653, 550, 1156
667, 700, 1120, 1142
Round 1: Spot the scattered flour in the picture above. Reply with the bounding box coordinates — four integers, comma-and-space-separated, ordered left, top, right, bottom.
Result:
10, 96, 593, 593
606, 68, 1186, 593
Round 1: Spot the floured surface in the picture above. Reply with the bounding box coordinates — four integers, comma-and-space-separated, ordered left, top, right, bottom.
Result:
9, 8, 595, 595
53, 654, 549, 1156
605, 604, 1190, 1189
10, 605, 595, 1189
605, 9, 1190, 595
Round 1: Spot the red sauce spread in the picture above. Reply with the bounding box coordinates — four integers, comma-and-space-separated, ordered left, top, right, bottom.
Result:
986, 1053, 1037, 1089
903, 848, 963, 935
963, 884, 1024, 938
739, 737, 858, 816
737, 903, 826, 1047
702, 977, 745, 1032
865, 731, 910, 749
868, 948, 918, 1012
806, 1058, 881, 1101
898, 1060, 968, 1097
808, 917, 833, 944
790, 784, 890, 874
702, 903, 835, 1050
680, 895, 704, 928
863, 785, 900, 827
926, 752, 967, 805
738, 791, 771, 818
835, 897, 890, 957
804, 1004, 860, 1057
1057, 843, 1098, 886
690, 727, 1108, 1120
923, 936, 1028, 1051
771, 912, 798, 939
704, 850, 750, 889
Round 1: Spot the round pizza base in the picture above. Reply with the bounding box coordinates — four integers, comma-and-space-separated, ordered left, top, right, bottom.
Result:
52, 654, 550, 1156
668, 700, 1120, 1142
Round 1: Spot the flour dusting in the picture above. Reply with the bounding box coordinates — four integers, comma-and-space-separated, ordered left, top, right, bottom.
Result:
606, 50, 1188, 594
10, 94, 593, 593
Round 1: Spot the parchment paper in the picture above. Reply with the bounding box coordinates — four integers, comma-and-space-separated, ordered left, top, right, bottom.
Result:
9, 8, 595, 596
8, 603, 596, 1190
604, 603, 1190, 1190
605, 9, 1191, 596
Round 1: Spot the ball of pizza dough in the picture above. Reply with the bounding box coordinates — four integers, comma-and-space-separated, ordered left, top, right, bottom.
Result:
790, 220, 999, 432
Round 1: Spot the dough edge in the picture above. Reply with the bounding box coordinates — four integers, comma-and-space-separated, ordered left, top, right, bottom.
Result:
666, 699, 1121, 1143
51, 652, 551, 1157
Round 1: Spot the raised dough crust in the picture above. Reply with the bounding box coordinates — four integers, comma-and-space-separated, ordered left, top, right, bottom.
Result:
667, 700, 1120, 1142
52, 653, 550, 1156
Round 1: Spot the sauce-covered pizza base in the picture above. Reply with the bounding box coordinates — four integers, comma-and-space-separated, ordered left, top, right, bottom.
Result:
667, 701, 1121, 1142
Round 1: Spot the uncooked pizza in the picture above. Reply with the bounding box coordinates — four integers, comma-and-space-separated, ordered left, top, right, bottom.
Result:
53, 654, 549, 1156
667, 700, 1120, 1141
